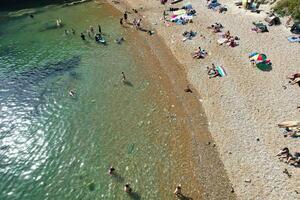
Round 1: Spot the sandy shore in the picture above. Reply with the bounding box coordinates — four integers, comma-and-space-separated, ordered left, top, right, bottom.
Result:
106, 0, 300, 199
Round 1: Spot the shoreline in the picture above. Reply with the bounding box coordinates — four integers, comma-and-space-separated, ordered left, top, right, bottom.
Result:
106, 0, 300, 199
105, 0, 236, 199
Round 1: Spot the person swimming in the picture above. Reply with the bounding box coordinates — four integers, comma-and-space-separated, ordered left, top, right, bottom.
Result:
124, 183, 132, 193
80, 33, 86, 40
108, 166, 115, 176
69, 89, 76, 97
71, 28, 75, 35
56, 19, 62, 27
115, 37, 124, 44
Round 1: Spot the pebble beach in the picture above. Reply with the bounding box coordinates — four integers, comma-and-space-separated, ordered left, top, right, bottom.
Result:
107, 0, 300, 199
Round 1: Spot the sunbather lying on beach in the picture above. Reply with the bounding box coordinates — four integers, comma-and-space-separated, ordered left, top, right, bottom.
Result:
287, 73, 300, 80
182, 30, 197, 41
228, 38, 238, 47
276, 147, 293, 161
284, 152, 300, 166
288, 78, 300, 85
191, 47, 207, 59
207, 23, 223, 33
283, 127, 300, 138
207, 63, 220, 78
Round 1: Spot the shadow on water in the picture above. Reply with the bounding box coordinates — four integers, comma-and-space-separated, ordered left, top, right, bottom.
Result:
129, 192, 141, 200
0, 55, 80, 106
177, 194, 193, 200
111, 173, 125, 183
123, 80, 133, 87
13, 55, 80, 83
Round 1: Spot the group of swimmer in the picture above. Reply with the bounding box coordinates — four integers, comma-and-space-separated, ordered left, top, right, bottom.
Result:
80, 25, 103, 42
69, 72, 128, 97
108, 166, 184, 198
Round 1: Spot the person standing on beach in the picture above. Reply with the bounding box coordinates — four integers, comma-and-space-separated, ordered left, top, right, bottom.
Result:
136, 18, 142, 30
174, 184, 183, 197
80, 33, 86, 40
123, 12, 128, 23
120, 18, 124, 26
87, 29, 92, 38
121, 72, 126, 82
90, 25, 94, 34
133, 18, 137, 29
163, 11, 166, 20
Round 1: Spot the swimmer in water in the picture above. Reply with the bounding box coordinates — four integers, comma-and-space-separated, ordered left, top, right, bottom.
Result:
56, 19, 62, 27
69, 90, 76, 97
115, 37, 124, 44
80, 33, 86, 40
71, 28, 75, 35
124, 183, 132, 194
108, 166, 115, 176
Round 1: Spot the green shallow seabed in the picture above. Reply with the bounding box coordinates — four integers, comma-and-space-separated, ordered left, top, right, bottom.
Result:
0, 2, 192, 200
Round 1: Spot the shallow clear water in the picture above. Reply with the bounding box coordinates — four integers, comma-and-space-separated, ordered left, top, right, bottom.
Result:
0, 2, 199, 199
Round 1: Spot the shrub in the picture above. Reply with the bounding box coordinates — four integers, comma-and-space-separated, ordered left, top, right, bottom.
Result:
274, 0, 300, 20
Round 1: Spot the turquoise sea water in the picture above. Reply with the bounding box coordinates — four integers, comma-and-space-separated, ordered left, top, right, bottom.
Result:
0, 2, 200, 199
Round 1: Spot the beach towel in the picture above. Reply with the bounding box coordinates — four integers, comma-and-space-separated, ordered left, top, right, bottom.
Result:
171, 14, 193, 22
217, 37, 227, 44
173, 9, 186, 16
208, 2, 221, 9
216, 66, 226, 77
287, 36, 300, 43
